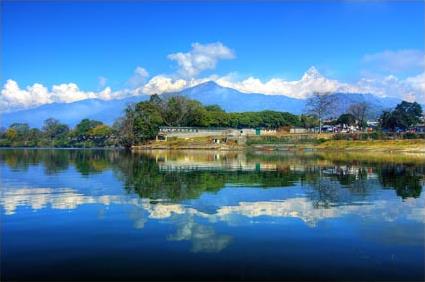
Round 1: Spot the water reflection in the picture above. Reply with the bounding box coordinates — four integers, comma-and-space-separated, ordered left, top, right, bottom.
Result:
1, 149, 424, 253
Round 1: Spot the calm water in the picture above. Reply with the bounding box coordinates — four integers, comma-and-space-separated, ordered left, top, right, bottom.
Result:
1, 149, 424, 281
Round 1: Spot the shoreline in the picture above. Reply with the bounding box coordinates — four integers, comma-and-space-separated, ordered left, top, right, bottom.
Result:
2, 139, 424, 154
132, 139, 425, 153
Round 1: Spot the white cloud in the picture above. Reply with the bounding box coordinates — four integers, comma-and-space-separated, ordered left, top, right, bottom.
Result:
1, 80, 51, 112
128, 66, 149, 87
362, 49, 425, 73
355, 72, 425, 103
0, 80, 117, 112
405, 72, 425, 103
167, 42, 235, 78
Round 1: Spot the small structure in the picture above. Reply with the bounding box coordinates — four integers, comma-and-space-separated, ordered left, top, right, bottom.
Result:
156, 126, 277, 143
290, 127, 308, 134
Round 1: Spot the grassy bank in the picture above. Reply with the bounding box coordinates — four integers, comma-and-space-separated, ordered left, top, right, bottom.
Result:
135, 135, 425, 153
316, 139, 425, 152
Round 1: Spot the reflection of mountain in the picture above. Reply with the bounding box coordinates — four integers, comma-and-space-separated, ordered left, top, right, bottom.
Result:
2, 187, 424, 228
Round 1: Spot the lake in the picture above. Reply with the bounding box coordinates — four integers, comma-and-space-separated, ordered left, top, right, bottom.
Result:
1, 149, 424, 281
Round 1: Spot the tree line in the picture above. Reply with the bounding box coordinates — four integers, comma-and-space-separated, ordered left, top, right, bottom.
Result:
0, 118, 114, 148
0, 93, 423, 148
305, 92, 423, 132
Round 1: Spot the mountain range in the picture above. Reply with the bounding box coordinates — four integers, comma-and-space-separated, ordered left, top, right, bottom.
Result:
1, 81, 401, 128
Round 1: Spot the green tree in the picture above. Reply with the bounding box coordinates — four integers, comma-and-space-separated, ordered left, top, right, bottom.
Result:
133, 102, 164, 143
73, 119, 103, 144
380, 101, 423, 131
337, 113, 356, 126
42, 118, 70, 141
300, 114, 319, 129
9, 123, 30, 141
5, 128, 17, 141
89, 124, 113, 146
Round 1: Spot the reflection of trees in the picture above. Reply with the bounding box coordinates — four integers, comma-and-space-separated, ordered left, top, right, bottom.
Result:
113, 153, 302, 201
0, 149, 121, 175
377, 165, 423, 199
1, 149, 423, 200
307, 178, 340, 208
0, 149, 70, 174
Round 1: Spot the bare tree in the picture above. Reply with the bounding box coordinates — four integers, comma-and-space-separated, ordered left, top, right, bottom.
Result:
305, 92, 335, 133
348, 102, 369, 131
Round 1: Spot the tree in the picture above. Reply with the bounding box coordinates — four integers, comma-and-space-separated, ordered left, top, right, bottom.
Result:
133, 102, 164, 143
348, 103, 369, 130
305, 92, 335, 133
205, 105, 225, 113
300, 114, 319, 129
5, 128, 17, 141
42, 118, 69, 140
161, 96, 192, 126
113, 104, 139, 148
73, 119, 103, 142
379, 101, 423, 131
337, 113, 356, 127
9, 123, 30, 141
89, 124, 113, 146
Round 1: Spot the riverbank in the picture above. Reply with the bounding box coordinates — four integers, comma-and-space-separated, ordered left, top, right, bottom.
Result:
134, 138, 425, 153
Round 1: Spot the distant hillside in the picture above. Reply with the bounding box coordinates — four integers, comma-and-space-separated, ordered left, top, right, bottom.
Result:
166, 81, 401, 117
1, 95, 148, 128
1, 81, 402, 128
164, 81, 306, 113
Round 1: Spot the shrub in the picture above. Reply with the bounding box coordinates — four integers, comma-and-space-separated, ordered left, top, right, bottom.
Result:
403, 132, 418, 139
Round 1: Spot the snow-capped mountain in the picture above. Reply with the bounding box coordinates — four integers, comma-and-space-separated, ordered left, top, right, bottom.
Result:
1, 81, 401, 128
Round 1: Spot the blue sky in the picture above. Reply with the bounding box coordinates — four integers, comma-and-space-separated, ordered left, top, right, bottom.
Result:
1, 1, 424, 111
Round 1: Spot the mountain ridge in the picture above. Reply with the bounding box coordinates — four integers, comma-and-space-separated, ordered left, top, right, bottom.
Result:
1, 81, 402, 128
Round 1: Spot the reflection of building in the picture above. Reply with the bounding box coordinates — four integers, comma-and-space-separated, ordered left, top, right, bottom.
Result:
151, 150, 278, 172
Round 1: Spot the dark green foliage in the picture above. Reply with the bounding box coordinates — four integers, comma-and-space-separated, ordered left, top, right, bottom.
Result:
379, 101, 423, 131
0, 117, 114, 148
336, 113, 356, 126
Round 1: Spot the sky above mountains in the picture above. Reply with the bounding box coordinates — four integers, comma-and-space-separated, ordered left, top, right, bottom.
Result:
1, 1, 424, 112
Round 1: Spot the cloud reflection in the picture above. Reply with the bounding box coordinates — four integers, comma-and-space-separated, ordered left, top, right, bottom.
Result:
1, 186, 424, 252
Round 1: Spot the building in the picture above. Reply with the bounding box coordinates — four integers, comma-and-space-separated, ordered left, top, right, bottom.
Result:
156, 126, 276, 142
290, 127, 308, 134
